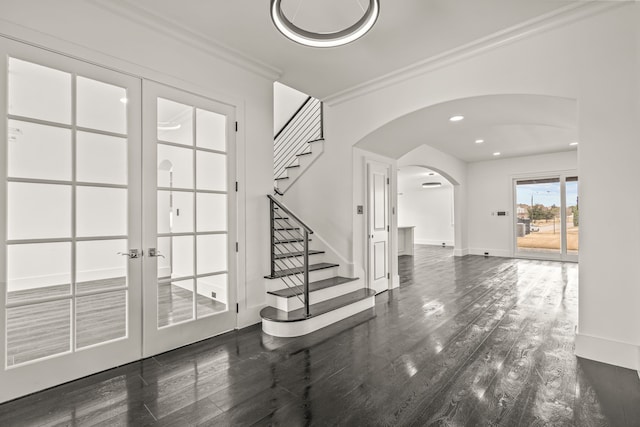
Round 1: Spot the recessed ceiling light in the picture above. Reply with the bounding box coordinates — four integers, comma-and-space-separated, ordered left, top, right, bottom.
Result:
569, 142, 579, 146
475, 139, 484, 144
158, 123, 182, 131
493, 152, 501, 156
449, 115, 464, 122
422, 182, 442, 188
119, 97, 128, 104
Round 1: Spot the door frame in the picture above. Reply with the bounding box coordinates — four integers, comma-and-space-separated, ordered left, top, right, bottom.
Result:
0, 37, 143, 403
365, 159, 392, 294
511, 170, 578, 262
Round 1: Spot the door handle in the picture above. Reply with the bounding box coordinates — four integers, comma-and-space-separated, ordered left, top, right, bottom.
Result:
148, 248, 165, 258
118, 249, 141, 259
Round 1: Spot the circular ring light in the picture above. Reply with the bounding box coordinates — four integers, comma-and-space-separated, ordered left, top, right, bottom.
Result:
271, 0, 380, 48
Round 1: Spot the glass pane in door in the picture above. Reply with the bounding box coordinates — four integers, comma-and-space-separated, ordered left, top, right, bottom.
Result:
5, 57, 132, 369
566, 177, 579, 255
155, 98, 229, 327
516, 178, 562, 254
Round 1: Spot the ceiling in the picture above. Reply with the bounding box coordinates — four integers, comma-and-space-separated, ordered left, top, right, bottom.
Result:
97, 1, 583, 163
108, 0, 579, 100
355, 94, 578, 162
398, 166, 453, 194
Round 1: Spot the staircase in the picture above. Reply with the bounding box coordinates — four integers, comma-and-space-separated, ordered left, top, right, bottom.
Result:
274, 96, 324, 194
261, 196, 376, 337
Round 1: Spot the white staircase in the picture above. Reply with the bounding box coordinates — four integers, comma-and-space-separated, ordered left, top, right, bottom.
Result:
261, 197, 375, 338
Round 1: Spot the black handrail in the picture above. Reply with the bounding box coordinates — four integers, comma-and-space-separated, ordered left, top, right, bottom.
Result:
274, 96, 312, 140
267, 195, 314, 234
268, 195, 312, 317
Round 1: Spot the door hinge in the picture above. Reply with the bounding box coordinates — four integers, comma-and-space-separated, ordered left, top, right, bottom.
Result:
387, 225, 390, 232
236, 303, 239, 313
235, 181, 238, 192
387, 273, 390, 279
235, 121, 238, 132
386, 177, 389, 185
235, 242, 239, 252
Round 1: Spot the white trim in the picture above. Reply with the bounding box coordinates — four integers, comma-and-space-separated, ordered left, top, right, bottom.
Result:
391, 274, 400, 290
261, 296, 374, 337
88, 0, 281, 81
414, 239, 455, 247
575, 332, 639, 371
468, 248, 512, 258
323, 2, 621, 106
453, 248, 469, 257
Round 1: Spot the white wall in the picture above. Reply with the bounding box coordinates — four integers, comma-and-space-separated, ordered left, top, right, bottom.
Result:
397, 144, 468, 256
0, 0, 275, 328
467, 151, 577, 257
285, 3, 640, 371
398, 186, 454, 247
273, 82, 308, 135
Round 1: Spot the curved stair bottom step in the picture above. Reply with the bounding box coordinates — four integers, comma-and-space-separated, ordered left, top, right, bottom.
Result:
261, 293, 376, 338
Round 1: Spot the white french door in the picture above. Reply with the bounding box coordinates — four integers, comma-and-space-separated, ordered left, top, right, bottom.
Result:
367, 160, 390, 294
0, 39, 237, 403
0, 39, 143, 402
141, 82, 236, 357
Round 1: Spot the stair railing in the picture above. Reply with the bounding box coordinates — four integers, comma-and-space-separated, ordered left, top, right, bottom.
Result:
274, 96, 323, 180
268, 195, 313, 318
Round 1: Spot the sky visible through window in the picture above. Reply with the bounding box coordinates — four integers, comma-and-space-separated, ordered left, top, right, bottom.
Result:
517, 182, 578, 207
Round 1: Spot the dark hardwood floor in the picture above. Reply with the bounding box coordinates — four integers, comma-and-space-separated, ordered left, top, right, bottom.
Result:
1, 245, 639, 426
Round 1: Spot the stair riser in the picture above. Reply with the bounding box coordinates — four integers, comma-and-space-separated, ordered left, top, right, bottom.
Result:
262, 296, 375, 338
267, 280, 362, 312
265, 267, 338, 292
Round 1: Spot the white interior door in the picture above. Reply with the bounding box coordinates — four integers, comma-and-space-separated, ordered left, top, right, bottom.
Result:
367, 161, 390, 294
0, 38, 143, 403
141, 81, 236, 357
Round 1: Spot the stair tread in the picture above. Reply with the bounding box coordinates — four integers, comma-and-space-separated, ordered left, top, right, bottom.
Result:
268, 276, 358, 298
274, 238, 311, 244
265, 262, 338, 279
274, 249, 324, 260
260, 288, 375, 322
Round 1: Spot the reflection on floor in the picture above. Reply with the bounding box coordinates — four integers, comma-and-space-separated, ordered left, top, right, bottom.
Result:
158, 282, 227, 327
1, 245, 639, 426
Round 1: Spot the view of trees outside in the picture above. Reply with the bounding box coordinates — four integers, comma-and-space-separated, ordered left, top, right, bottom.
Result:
515, 178, 579, 254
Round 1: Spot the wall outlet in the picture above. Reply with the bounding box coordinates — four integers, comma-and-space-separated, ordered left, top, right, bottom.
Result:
484, 252, 489, 256
211, 291, 217, 299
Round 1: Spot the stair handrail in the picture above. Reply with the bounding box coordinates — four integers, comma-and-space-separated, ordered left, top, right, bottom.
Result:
267, 195, 314, 234
268, 194, 312, 318
274, 96, 312, 140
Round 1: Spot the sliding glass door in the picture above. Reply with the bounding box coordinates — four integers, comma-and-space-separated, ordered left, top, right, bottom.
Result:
514, 174, 578, 261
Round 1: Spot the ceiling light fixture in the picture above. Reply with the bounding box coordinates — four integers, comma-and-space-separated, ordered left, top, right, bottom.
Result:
270, 0, 380, 48
475, 139, 484, 144
569, 142, 579, 146
493, 152, 501, 156
422, 182, 442, 188
449, 115, 464, 122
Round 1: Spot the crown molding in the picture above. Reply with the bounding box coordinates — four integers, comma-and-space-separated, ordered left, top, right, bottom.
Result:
323, 2, 622, 107
90, 0, 282, 81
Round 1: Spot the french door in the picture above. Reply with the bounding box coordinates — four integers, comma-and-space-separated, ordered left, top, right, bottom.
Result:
0, 39, 143, 402
141, 82, 236, 357
513, 174, 578, 261
0, 39, 236, 402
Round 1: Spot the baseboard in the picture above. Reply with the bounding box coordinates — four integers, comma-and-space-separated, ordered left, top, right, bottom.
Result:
414, 239, 455, 246
453, 248, 469, 257
468, 248, 512, 258
575, 332, 639, 371
237, 304, 264, 329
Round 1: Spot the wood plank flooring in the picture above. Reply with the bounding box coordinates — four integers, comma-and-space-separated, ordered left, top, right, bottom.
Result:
1, 245, 639, 426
